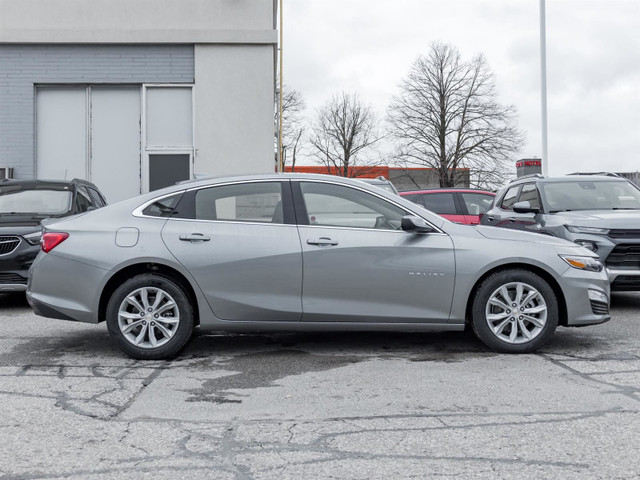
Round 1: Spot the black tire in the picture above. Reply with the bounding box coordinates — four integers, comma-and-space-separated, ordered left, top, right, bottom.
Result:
106, 274, 194, 360
471, 269, 559, 353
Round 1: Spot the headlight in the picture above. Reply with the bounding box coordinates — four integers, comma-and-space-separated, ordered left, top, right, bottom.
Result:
565, 225, 609, 235
22, 231, 42, 245
559, 255, 604, 272
574, 240, 598, 252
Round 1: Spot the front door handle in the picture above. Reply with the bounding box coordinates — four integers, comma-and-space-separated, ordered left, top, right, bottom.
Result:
486, 216, 495, 222
179, 233, 211, 242
509, 217, 516, 223
307, 237, 338, 246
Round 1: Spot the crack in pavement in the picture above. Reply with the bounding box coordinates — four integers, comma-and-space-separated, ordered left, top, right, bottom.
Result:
539, 353, 640, 403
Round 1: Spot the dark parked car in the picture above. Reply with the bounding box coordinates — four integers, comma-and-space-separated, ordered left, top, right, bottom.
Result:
0, 178, 106, 292
481, 174, 640, 291
400, 189, 495, 225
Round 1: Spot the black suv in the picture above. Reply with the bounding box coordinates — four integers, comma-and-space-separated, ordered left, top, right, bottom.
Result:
481, 174, 640, 291
0, 178, 107, 293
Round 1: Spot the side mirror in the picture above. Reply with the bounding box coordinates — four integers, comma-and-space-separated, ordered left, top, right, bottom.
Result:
513, 201, 540, 214
401, 215, 435, 233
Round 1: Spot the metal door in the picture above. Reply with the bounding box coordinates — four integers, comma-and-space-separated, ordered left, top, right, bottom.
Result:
160, 181, 303, 321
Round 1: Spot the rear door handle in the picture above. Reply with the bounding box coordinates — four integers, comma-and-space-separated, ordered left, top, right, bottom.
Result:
509, 217, 516, 223
307, 237, 338, 246
179, 233, 211, 242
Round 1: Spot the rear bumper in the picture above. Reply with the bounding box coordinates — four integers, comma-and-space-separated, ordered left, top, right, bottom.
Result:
27, 252, 108, 324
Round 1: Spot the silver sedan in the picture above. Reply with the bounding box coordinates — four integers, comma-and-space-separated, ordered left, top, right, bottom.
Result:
27, 174, 610, 359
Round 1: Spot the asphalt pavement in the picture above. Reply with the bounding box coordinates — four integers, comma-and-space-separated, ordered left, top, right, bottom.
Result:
0, 292, 639, 479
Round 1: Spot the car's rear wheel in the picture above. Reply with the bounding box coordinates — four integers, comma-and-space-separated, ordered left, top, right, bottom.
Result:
106, 274, 194, 359
471, 269, 559, 353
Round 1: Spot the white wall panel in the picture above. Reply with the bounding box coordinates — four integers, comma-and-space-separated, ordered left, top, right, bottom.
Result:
36, 87, 87, 180
146, 87, 192, 147
91, 87, 141, 203
194, 45, 275, 177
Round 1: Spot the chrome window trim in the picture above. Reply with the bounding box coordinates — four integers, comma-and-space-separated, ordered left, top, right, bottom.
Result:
297, 223, 447, 235
132, 179, 288, 222
164, 217, 298, 228
132, 191, 188, 219
131, 177, 445, 234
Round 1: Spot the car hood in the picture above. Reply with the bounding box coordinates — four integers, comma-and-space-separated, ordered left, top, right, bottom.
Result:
551, 209, 640, 228
0, 222, 41, 236
474, 225, 571, 247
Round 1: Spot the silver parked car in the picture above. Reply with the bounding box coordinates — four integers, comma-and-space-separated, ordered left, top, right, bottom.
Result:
27, 174, 610, 359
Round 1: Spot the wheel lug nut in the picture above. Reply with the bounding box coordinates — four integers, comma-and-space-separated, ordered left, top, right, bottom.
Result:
506, 310, 511, 314
510, 317, 515, 322
148, 308, 152, 312
142, 320, 147, 325
519, 316, 523, 320
151, 321, 155, 326
154, 314, 159, 318
140, 312, 144, 316
520, 307, 524, 311
512, 303, 517, 307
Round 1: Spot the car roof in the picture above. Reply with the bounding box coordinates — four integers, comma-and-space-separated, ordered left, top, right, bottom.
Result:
0, 178, 101, 188
357, 177, 392, 184
0, 179, 76, 189
511, 175, 630, 186
400, 188, 495, 195
172, 173, 396, 190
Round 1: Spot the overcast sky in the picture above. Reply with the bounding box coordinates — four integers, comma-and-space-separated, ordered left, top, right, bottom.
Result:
284, 0, 640, 176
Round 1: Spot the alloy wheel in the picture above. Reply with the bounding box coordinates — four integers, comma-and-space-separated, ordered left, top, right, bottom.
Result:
485, 282, 547, 344
117, 287, 180, 349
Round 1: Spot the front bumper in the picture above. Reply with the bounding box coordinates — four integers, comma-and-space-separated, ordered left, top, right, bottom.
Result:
0, 241, 39, 292
560, 265, 611, 327
607, 268, 640, 291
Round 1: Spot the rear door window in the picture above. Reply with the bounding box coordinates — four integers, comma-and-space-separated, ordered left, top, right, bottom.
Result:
460, 193, 494, 215
194, 182, 284, 224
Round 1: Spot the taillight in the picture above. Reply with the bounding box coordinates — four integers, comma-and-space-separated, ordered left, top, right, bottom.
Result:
41, 232, 69, 253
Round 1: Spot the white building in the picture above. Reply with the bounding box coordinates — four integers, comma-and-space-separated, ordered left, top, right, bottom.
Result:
0, 0, 277, 202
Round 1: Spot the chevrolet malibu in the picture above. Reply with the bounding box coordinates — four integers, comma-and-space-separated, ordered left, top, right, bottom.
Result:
27, 174, 610, 359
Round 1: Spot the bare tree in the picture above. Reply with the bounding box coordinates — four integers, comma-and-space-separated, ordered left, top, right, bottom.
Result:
388, 43, 523, 189
310, 91, 384, 177
277, 87, 307, 171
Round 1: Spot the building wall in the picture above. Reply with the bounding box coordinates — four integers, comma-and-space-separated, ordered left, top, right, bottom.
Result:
0, 0, 277, 189
283, 166, 471, 190
0, 0, 276, 43
0, 45, 194, 179
194, 45, 275, 177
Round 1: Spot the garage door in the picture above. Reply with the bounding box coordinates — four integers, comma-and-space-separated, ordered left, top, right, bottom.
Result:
36, 86, 141, 203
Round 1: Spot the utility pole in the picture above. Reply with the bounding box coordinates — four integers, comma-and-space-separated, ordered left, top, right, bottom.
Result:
277, 0, 284, 172
540, 0, 549, 176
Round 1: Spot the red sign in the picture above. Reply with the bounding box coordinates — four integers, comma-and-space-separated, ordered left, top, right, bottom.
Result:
516, 160, 542, 168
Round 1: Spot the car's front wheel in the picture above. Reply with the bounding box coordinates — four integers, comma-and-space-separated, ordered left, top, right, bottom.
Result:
471, 269, 559, 353
106, 274, 194, 359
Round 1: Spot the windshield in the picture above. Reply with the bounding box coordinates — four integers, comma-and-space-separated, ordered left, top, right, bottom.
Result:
0, 188, 72, 215
541, 181, 640, 212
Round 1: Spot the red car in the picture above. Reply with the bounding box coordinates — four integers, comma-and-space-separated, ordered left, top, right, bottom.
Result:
400, 188, 496, 225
